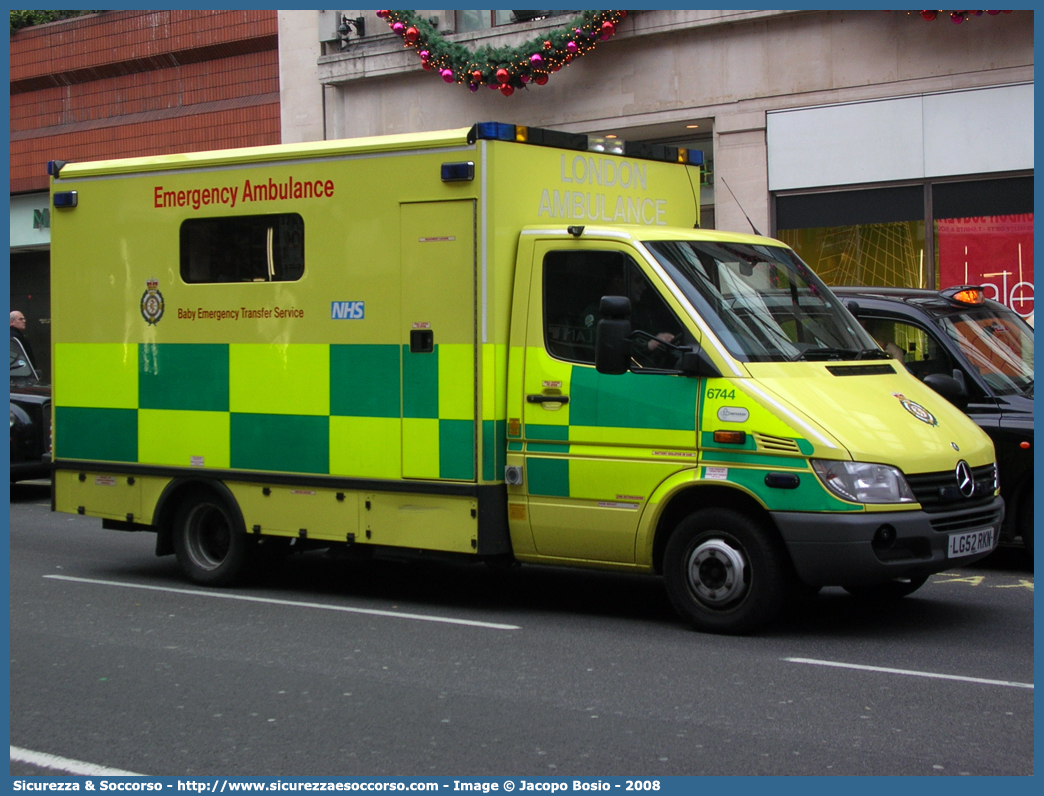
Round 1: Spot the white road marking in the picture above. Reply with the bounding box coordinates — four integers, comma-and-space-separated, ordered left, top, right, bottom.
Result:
10, 745, 144, 776
44, 574, 520, 630
785, 657, 1033, 689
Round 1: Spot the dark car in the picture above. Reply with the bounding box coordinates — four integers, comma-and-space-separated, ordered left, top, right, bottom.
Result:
833, 285, 1033, 554
10, 336, 51, 482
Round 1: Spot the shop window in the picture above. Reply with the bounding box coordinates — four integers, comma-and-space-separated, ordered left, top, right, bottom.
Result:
456, 10, 555, 31
776, 186, 927, 289
542, 250, 684, 369
180, 214, 304, 284
933, 177, 1033, 320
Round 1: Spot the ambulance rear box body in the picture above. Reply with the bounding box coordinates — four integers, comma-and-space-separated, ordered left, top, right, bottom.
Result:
49, 123, 1002, 633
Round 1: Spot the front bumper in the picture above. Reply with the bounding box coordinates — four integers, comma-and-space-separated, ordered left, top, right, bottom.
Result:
773, 496, 1004, 588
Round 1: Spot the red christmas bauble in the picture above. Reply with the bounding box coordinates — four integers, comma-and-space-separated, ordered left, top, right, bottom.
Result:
920, 10, 937, 20
471, 70, 483, 82
950, 12, 965, 23
405, 26, 420, 42
534, 74, 548, 86
496, 68, 510, 84
543, 40, 552, 50
500, 84, 514, 97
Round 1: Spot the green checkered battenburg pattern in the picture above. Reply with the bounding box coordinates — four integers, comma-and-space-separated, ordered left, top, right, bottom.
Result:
54, 342, 482, 481
525, 366, 699, 497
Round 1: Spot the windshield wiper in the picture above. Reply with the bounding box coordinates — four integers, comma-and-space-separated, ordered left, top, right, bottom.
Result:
856, 348, 895, 361
792, 347, 895, 362
791, 347, 860, 361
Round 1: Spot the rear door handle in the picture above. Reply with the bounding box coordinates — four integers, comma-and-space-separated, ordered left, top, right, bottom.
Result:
526, 394, 569, 404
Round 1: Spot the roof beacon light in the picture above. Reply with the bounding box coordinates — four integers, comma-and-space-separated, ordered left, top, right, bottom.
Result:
943, 285, 985, 305
588, 136, 625, 155
469, 122, 709, 166
473, 122, 516, 141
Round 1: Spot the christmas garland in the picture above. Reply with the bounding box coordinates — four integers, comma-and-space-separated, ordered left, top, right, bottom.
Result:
909, 10, 1012, 23
376, 10, 628, 96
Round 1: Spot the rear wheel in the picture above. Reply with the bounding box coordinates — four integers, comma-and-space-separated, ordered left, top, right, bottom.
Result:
663, 508, 790, 634
173, 491, 247, 586
844, 575, 928, 601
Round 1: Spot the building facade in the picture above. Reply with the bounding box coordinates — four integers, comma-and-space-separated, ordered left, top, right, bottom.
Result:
9, 9, 282, 378
279, 9, 1033, 317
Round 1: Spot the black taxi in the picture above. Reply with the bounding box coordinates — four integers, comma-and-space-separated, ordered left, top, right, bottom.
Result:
833, 285, 1034, 556
10, 336, 52, 482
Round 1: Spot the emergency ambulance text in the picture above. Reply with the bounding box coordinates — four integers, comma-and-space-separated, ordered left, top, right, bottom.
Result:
154, 177, 335, 211
538, 154, 665, 224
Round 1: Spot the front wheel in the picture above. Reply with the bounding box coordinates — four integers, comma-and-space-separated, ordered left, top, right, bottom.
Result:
663, 508, 790, 634
173, 491, 247, 586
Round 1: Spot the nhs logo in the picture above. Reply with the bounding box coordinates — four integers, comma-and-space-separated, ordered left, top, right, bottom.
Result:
331, 301, 365, 320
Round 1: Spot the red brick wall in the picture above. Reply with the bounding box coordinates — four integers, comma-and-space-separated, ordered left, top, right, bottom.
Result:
10, 10, 280, 194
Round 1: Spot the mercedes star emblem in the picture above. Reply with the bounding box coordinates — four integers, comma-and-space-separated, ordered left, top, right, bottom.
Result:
955, 460, 975, 498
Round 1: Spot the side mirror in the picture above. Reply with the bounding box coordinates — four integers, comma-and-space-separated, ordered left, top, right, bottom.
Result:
595, 295, 632, 375
678, 348, 722, 379
923, 372, 969, 412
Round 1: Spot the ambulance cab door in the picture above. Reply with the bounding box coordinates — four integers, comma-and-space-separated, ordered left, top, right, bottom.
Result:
522, 241, 701, 563
400, 201, 477, 482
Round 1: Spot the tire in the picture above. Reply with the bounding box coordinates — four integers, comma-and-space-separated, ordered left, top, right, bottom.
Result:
844, 575, 928, 601
172, 491, 247, 586
662, 508, 790, 634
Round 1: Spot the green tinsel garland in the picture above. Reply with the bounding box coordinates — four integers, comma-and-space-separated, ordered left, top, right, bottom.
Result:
376, 10, 629, 96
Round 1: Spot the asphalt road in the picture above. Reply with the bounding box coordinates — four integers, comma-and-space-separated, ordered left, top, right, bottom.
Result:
9, 482, 1035, 776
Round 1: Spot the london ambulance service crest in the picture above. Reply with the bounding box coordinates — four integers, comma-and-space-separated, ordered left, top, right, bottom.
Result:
140, 278, 165, 325
892, 392, 937, 426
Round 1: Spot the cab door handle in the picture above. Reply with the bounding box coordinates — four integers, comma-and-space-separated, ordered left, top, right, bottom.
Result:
526, 394, 569, 404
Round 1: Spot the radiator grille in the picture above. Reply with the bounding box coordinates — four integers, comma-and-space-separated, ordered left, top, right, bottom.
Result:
905, 464, 997, 513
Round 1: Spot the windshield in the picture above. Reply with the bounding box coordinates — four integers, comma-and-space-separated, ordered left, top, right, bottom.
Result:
939, 309, 1034, 396
645, 241, 878, 362
10, 337, 37, 380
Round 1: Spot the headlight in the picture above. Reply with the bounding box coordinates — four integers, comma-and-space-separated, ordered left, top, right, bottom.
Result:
811, 459, 916, 504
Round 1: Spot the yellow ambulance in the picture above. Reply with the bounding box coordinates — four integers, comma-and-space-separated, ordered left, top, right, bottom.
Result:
48, 122, 1002, 633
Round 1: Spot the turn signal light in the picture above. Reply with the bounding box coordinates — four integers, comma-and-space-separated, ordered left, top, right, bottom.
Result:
713, 430, 747, 445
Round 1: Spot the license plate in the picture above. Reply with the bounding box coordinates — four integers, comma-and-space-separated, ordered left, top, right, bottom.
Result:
947, 527, 995, 558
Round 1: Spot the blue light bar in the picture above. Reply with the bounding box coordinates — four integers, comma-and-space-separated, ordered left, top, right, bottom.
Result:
47, 160, 67, 176
473, 122, 516, 141
685, 149, 705, 166
53, 191, 78, 208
